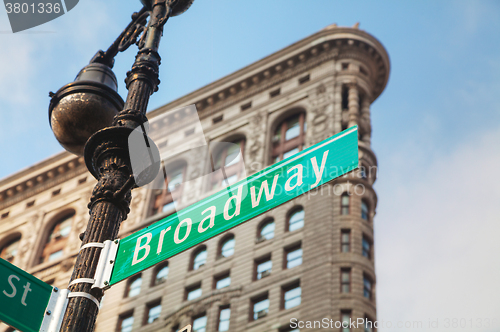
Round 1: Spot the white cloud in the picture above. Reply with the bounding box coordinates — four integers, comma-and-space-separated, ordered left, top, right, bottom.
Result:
375, 125, 500, 331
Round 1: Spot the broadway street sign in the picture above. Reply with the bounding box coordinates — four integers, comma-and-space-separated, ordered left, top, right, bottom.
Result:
109, 126, 359, 285
0, 258, 55, 332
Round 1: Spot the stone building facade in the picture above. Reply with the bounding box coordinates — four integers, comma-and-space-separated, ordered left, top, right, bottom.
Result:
0, 24, 389, 332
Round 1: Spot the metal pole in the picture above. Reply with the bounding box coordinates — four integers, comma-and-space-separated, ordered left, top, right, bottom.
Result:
59, 2, 170, 331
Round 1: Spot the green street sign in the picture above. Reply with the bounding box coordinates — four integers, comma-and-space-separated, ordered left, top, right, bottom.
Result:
0, 258, 53, 332
110, 126, 359, 285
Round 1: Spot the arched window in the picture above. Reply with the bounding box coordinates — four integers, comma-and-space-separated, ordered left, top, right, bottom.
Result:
219, 235, 235, 258
288, 208, 304, 232
272, 112, 306, 163
361, 200, 369, 220
257, 219, 275, 242
0, 235, 21, 263
191, 246, 207, 270
40, 211, 74, 264
125, 275, 142, 298
151, 162, 186, 215
341, 193, 350, 215
153, 263, 169, 286
210, 139, 245, 190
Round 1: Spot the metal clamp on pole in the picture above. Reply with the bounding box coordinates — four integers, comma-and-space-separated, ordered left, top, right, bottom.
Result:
92, 239, 119, 290
39, 288, 70, 332
79, 242, 105, 252
67, 292, 100, 308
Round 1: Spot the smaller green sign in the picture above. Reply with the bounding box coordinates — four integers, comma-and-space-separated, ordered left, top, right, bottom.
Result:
0, 258, 53, 332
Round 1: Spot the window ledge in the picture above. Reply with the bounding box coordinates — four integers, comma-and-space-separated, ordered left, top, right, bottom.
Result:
164, 286, 243, 321
30, 253, 73, 275
255, 237, 274, 247
186, 265, 206, 277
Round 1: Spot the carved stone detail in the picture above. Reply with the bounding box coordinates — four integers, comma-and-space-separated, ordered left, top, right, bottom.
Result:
307, 81, 335, 145
246, 111, 267, 173
18, 212, 43, 268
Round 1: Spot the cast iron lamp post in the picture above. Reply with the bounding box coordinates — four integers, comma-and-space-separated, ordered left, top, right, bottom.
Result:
48, 1, 193, 331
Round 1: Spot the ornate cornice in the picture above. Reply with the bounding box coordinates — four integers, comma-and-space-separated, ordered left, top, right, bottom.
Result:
0, 154, 88, 210
149, 25, 390, 121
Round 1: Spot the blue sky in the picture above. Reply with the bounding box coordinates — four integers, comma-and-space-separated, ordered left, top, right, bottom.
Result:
1, 1, 499, 331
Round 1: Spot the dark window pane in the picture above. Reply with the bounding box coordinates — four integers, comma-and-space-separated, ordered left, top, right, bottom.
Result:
120, 315, 134, 332
260, 221, 275, 240
216, 275, 231, 289
127, 277, 142, 297
155, 265, 169, 285
361, 201, 369, 220
193, 315, 207, 332
147, 304, 162, 324
218, 308, 230, 331
253, 298, 269, 320
256, 260, 272, 279
0, 238, 20, 262
284, 286, 301, 309
289, 209, 304, 231
193, 249, 207, 270
286, 248, 302, 269
221, 238, 235, 257
187, 287, 202, 300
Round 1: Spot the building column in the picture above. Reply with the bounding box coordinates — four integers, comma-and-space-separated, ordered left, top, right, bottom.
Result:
347, 82, 359, 128
361, 97, 372, 145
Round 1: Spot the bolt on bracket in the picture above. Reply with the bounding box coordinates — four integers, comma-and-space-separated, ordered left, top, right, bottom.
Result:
39, 288, 69, 332
92, 239, 119, 290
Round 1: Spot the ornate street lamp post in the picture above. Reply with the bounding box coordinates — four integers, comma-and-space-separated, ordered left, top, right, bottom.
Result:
48, 1, 193, 331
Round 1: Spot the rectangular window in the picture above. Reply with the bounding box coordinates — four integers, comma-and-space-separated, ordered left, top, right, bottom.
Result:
341, 310, 352, 332
145, 302, 161, 325
283, 283, 301, 310
241, 101, 252, 111
341, 194, 350, 215
251, 295, 269, 321
341, 230, 350, 252
118, 312, 134, 332
364, 275, 373, 300
362, 235, 371, 259
270, 88, 281, 98
218, 306, 230, 331
186, 284, 202, 301
212, 115, 223, 124
193, 314, 207, 332
255, 256, 272, 280
288, 209, 304, 232
285, 245, 302, 269
342, 85, 349, 110
214, 272, 231, 290
364, 315, 374, 332
280, 328, 300, 332
298, 74, 310, 84
341, 268, 351, 293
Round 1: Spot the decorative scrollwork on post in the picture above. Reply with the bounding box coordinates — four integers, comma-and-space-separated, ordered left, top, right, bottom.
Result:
118, 10, 151, 52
